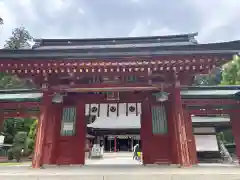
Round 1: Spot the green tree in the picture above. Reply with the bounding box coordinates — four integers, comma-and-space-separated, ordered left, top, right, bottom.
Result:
8, 131, 27, 161
4, 26, 33, 49
194, 67, 222, 85
0, 73, 27, 89
2, 118, 35, 144
26, 120, 38, 154
221, 55, 240, 85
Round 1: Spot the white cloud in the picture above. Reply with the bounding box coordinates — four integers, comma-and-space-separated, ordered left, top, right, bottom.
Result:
189, 0, 240, 42
0, 1, 16, 45
0, 0, 240, 46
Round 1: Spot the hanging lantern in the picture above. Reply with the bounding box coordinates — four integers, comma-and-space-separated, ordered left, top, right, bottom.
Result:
153, 84, 168, 102
52, 93, 63, 103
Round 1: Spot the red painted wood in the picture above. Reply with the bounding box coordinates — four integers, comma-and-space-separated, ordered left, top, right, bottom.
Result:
170, 84, 191, 166
230, 110, 240, 163
50, 104, 62, 164
55, 83, 152, 89
0, 102, 40, 108
148, 135, 171, 164
57, 138, 82, 164
76, 100, 86, 165
184, 109, 197, 165
0, 54, 233, 89
141, 98, 171, 165
166, 97, 178, 164
0, 54, 231, 71
141, 97, 151, 164
56, 101, 85, 165
41, 103, 61, 164
183, 99, 237, 106
41, 104, 53, 164
65, 92, 148, 104
32, 91, 51, 168
189, 109, 232, 115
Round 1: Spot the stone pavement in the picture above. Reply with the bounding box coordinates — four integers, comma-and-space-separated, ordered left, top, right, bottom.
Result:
85, 152, 141, 165
0, 152, 240, 180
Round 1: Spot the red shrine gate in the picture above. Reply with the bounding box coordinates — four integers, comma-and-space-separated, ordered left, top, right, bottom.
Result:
0, 33, 239, 168
35, 88, 189, 166
0, 86, 240, 167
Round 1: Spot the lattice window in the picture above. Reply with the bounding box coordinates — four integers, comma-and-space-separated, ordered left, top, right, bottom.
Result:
127, 75, 137, 82
151, 104, 168, 134
106, 92, 119, 100
60, 107, 77, 136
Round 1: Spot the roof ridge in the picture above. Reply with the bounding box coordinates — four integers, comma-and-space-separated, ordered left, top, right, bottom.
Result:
34, 32, 198, 43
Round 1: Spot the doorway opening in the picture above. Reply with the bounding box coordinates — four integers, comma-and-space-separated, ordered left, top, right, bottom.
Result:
85, 102, 143, 165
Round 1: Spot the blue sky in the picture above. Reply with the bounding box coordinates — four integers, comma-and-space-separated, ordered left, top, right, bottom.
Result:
0, 0, 240, 46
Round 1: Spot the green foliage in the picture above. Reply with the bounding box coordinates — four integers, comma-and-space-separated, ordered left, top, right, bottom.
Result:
4, 26, 33, 49
222, 129, 234, 143
26, 120, 38, 154
194, 67, 222, 86
217, 132, 225, 143
28, 120, 38, 140
25, 138, 35, 154
217, 130, 235, 145
221, 55, 240, 85
1, 118, 37, 157
3, 118, 23, 144
9, 131, 27, 161
2, 118, 35, 144
0, 73, 27, 89
7, 149, 13, 160
13, 131, 27, 144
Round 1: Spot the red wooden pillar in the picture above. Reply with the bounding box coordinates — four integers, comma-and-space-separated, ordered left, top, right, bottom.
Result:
42, 103, 61, 164
183, 109, 197, 165
230, 109, 240, 163
140, 96, 152, 164
32, 91, 51, 168
169, 82, 191, 166
167, 95, 178, 164
50, 104, 61, 164
76, 100, 86, 165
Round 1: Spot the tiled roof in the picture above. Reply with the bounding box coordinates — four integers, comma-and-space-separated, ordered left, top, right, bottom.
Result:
87, 116, 230, 129
0, 33, 239, 59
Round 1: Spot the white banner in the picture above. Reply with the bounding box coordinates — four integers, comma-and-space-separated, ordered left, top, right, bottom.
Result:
63, 122, 74, 131
195, 135, 219, 152
89, 104, 99, 116
128, 103, 137, 115
99, 104, 108, 117
85, 103, 142, 117
108, 103, 118, 117
118, 103, 126, 116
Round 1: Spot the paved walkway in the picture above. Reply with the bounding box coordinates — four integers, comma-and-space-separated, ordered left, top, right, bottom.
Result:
0, 153, 240, 179
86, 152, 141, 165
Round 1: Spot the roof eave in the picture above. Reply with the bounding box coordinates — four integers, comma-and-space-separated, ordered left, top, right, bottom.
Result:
0, 50, 238, 60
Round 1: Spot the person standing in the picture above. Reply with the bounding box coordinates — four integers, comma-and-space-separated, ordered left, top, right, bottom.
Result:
133, 144, 139, 160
